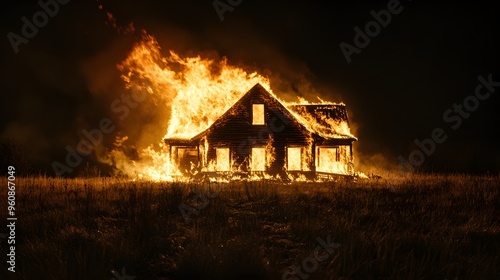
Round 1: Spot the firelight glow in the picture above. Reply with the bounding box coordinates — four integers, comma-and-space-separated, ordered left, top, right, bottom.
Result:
100, 32, 355, 181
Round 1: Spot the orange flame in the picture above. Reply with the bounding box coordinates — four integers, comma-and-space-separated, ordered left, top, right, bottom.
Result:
100, 32, 356, 181
101, 33, 273, 180
118, 33, 272, 140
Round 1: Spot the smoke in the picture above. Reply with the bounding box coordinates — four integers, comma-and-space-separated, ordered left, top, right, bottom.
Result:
0, 1, 379, 177
81, 22, 373, 178
203, 24, 345, 104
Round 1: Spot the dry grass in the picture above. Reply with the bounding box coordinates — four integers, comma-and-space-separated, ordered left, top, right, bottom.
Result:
0, 174, 499, 279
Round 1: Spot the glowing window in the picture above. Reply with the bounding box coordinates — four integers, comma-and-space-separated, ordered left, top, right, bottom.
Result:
216, 148, 230, 171
251, 147, 266, 171
252, 104, 265, 125
287, 147, 302, 171
316, 147, 338, 172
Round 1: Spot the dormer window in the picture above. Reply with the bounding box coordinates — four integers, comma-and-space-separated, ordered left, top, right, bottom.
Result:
252, 104, 265, 125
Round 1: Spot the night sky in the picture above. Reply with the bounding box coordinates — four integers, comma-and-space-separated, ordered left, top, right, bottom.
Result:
1, 0, 499, 176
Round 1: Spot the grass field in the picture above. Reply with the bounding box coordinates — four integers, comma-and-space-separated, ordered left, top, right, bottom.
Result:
0, 174, 499, 279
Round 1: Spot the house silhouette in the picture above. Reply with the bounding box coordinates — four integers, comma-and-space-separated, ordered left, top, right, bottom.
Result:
164, 83, 357, 180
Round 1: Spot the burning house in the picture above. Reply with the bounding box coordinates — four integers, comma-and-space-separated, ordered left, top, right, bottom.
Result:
164, 83, 356, 180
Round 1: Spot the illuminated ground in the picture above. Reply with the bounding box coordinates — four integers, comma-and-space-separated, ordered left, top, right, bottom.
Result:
0, 174, 499, 279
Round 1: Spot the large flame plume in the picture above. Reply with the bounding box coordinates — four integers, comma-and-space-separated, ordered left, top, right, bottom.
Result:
99, 32, 273, 180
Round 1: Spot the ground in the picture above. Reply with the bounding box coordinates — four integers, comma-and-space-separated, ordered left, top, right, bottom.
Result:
0, 174, 499, 279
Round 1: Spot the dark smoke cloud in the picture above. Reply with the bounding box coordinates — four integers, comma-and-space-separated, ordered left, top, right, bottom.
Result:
0, 0, 499, 176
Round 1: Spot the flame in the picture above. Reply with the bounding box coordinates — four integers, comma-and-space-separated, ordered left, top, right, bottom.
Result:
249, 148, 265, 171
286, 103, 354, 139
100, 32, 272, 180
215, 148, 231, 172
287, 147, 302, 171
118, 33, 271, 140
101, 32, 356, 181
315, 146, 352, 175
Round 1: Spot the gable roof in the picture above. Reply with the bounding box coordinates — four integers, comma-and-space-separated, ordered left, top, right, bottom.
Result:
164, 83, 356, 142
189, 83, 311, 141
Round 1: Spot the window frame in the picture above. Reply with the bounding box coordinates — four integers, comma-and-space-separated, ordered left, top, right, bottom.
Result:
287, 147, 302, 171
250, 147, 266, 171
252, 104, 265, 125
215, 147, 231, 171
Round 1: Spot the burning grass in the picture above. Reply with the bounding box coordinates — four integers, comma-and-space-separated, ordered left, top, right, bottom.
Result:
0, 174, 499, 279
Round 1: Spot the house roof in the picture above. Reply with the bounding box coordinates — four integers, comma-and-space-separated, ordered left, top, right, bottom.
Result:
164, 83, 356, 143
287, 104, 357, 140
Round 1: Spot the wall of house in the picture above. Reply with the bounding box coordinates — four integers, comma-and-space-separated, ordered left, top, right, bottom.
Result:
168, 85, 355, 178
201, 89, 314, 176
